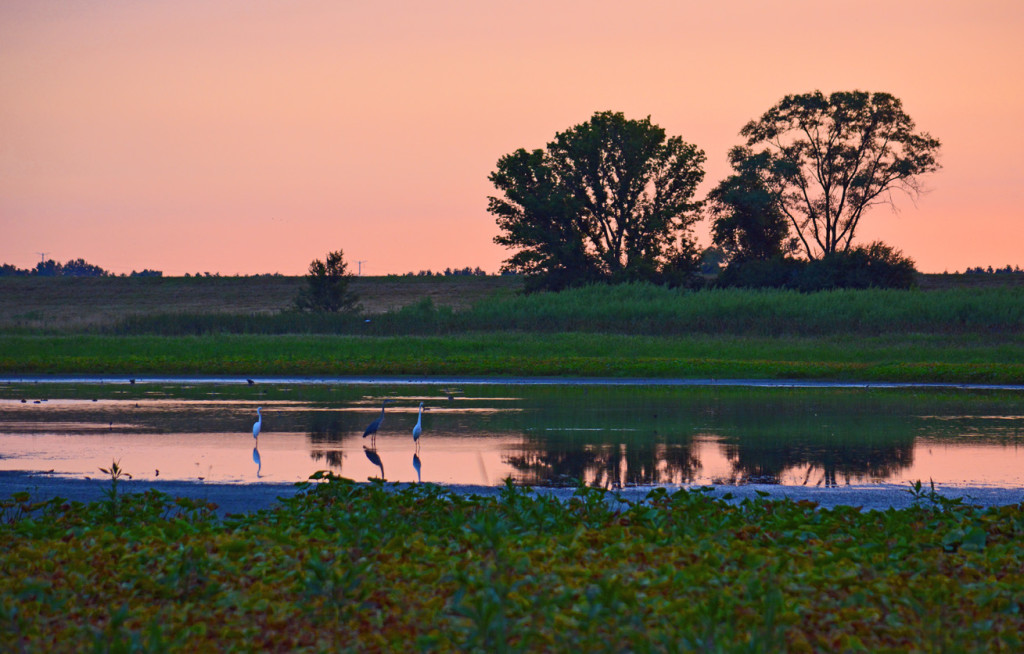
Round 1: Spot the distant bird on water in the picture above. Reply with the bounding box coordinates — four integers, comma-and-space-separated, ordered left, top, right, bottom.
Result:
253, 407, 262, 439
412, 402, 430, 450
363, 399, 393, 443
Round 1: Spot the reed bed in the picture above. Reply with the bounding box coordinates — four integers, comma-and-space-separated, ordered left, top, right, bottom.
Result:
104, 285, 1024, 337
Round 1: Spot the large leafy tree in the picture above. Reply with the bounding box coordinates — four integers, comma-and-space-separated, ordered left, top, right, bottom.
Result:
741, 91, 941, 259
707, 148, 795, 263
489, 111, 705, 290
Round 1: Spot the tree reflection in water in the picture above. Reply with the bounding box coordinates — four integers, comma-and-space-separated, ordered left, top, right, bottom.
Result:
308, 414, 349, 473
707, 394, 919, 486
721, 440, 915, 486
505, 438, 701, 488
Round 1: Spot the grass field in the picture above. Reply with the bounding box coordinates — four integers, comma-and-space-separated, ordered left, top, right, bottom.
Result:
1, 274, 1022, 383
0, 274, 521, 331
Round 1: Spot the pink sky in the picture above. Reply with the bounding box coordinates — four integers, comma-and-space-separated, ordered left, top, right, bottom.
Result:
2, 1, 1021, 275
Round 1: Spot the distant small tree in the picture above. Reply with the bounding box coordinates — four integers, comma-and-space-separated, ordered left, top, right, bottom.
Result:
295, 250, 360, 313
33, 259, 63, 277
62, 258, 108, 277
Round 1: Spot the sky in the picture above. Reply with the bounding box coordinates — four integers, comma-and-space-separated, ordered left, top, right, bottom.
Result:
1, 0, 1021, 276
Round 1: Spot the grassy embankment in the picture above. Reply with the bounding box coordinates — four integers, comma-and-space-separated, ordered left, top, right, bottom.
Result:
0, 274, 1022, 383
3, 474, 1022, 651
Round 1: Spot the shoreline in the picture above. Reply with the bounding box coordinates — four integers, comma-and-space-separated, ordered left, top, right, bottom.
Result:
4, 471, 1021, 517
4, 374, 1024, 391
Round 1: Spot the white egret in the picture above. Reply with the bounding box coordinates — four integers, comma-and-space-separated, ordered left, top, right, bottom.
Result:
362, 399, 393, 443
253, 407, 262, 439
412, 402, 430, 450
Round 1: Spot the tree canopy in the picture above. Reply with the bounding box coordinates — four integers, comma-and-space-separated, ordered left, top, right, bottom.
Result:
707, 148, 795, 263
489, 111, 706, 291
740, 91, 941, 259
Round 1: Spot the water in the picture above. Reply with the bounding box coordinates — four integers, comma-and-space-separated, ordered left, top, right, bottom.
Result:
1, 381, 1022, 489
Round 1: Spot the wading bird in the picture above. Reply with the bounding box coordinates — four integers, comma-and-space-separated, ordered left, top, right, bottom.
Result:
363, 399, 393, 444
253, 407, 262, 439
412, 402, 430, 450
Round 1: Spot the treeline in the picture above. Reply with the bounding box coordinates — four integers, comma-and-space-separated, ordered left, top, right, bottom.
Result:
404, 267, 489, 277
964, 265, 1023, 275
0, 259, 162, 278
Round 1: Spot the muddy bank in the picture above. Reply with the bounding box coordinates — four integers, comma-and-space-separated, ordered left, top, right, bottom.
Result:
3, 471, 1021, 517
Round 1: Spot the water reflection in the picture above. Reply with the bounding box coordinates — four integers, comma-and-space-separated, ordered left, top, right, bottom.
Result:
506, 440, 701, 488
363, 446, 384, 479
0, 384, 1022, 488
252, 444, 262, 478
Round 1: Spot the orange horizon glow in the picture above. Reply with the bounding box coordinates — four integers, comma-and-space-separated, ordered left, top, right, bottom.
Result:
2, 1, 1022, 276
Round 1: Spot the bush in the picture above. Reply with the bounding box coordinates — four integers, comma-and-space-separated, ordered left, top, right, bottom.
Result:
716, 242, 916, 291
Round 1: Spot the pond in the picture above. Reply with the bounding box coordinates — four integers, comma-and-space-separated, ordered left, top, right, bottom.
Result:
1, 381, 1023, 490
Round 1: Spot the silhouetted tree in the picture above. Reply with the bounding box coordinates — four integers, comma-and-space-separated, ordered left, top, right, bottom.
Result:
33, 259, 63, 277
708, 148, 796, 263
490, 111, 706, 291
294, 250, 360, 313
61, 258, 108, 277
740, 91, 941, 259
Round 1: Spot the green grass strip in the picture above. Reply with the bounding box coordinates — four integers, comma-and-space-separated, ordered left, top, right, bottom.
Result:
1, 332, 1023, 384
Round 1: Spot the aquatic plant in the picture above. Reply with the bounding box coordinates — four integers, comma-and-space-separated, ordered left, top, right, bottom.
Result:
2, 473, 1022, 651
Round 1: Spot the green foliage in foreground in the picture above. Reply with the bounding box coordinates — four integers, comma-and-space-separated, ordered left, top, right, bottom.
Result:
2, 475, 1022, 652
2, 331, 1023, 384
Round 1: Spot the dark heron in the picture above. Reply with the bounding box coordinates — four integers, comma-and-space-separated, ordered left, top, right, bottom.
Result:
363, 399, 394, 443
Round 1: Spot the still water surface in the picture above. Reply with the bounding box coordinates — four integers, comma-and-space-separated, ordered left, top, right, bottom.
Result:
1, 382, 1022, 489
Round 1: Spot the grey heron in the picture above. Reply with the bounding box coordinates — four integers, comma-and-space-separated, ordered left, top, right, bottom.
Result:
363, 399, 394, 443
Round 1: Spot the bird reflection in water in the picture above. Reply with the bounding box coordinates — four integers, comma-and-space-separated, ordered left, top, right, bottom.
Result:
364, 446, 384, 479
253, 445, 262, 478
413, 452, 422, 483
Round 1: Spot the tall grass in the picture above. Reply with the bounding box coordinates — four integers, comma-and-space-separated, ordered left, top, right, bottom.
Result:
105, 285, 1024, 337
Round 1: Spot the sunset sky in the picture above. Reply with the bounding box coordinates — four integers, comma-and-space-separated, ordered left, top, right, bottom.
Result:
2, 1, 1021, 276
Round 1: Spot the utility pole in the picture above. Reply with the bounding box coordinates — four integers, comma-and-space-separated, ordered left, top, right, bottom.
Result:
356, 260, 367, 276
35, 252, 49, 263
